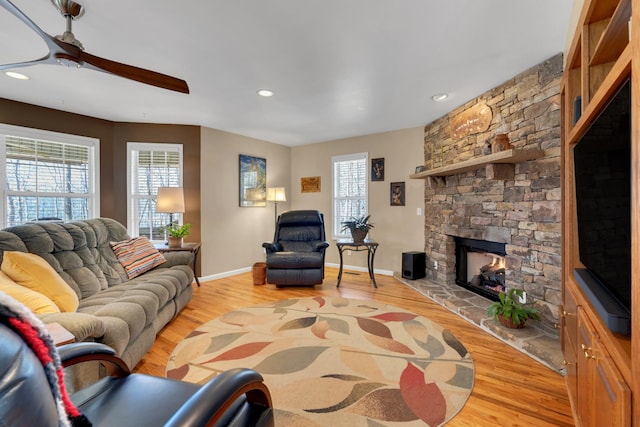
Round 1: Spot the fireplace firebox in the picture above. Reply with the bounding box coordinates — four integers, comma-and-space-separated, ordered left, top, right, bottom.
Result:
455, 237, 506, 301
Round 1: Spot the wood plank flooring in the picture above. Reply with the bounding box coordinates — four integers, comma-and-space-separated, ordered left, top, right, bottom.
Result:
134, 268, 574, 426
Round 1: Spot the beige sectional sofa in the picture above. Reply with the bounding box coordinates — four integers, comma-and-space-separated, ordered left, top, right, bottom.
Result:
0, 218, 194, 369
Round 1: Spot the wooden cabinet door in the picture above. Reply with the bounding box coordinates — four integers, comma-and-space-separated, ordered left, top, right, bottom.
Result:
577, 308, 594, 426
576, 307, 631, 427
592, 348, 631, 427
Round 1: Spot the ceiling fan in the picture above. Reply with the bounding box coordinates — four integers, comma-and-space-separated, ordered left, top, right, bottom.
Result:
0, 0, 189, 93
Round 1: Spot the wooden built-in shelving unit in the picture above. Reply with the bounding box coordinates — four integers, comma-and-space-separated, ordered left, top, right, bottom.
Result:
561, 0, 636, 425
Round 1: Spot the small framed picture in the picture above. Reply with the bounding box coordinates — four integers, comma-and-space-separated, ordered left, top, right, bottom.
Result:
371, 158, 385, 181
415, 165, 426, 173
301, 176, 321, 193
390, 182, 405, 206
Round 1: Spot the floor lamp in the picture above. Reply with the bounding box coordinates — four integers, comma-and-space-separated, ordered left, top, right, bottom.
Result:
266, 187, 286, 224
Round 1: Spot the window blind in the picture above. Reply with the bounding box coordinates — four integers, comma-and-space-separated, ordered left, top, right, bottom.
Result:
332, 153, 368, 237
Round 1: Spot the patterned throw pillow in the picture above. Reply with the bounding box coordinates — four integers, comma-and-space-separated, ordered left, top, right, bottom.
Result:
110, 237, 166, 279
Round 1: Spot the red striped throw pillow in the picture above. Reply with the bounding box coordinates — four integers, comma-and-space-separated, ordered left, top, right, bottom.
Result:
110, 237, 167, 279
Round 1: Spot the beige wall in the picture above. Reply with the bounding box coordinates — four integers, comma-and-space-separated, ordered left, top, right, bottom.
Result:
200, 127, 290, 277
290, 127, 424, 274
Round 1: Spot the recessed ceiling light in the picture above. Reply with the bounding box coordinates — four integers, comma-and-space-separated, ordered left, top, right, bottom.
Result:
257, 89, 274, 97
5, 71, 30, 80
431, 93, 448, 102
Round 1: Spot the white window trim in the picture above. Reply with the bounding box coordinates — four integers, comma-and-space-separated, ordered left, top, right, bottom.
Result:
0, 123, 100, 228
126, 142, 183, 238
331, 152, 368, 239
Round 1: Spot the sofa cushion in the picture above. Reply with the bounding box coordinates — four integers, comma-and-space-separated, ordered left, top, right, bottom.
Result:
0, 271, 60, 314
110, 237, 166, 279
1, 251, 79, 312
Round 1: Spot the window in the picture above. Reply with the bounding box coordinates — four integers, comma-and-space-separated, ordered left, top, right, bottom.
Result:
332, 152, 368, 238
127, 143, 183, 240
0, 124, 100, 227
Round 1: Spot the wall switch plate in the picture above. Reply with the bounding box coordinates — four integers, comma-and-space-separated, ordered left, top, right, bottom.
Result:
417, 208, 422, 216
347, 250, 352, 256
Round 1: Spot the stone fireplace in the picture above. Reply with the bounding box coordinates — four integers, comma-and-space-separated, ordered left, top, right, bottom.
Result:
455, 237, 506, 300
420, 54, 563, 328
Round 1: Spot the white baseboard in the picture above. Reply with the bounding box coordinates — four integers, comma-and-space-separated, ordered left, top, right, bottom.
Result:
199, 266, 252, 283
325, 262, 393, 276
198, 263, 393, 283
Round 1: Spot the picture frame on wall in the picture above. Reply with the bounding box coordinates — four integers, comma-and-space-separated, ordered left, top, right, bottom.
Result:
239, 154, 266, 207
390, 182, 405, 206
301, 176, 321, 193
371, 158, 385, 181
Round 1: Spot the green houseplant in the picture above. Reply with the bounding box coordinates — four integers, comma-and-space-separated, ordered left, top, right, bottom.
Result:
487, 288, 540, 329
162, 223, 192, 248
340, 215, 374, 243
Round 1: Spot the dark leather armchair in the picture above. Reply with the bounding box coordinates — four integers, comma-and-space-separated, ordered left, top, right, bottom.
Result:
0, 322, 274, 427
262, 210, 329, 286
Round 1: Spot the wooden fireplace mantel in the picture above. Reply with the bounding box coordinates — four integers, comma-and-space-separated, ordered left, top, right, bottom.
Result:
409, 148, 544, 181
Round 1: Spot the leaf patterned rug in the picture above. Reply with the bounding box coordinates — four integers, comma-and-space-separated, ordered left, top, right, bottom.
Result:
166, 297, 474, 426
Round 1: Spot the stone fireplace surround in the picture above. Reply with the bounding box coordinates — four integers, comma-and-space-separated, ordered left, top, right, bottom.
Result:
420, 54, 563, 331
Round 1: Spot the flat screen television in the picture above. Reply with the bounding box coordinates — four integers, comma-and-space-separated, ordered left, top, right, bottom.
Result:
573, 78, 631, 336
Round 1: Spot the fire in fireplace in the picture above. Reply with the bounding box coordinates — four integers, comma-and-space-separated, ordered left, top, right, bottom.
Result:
455, 237, 507, 301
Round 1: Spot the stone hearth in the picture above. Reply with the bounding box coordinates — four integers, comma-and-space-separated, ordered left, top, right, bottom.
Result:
395, 273, 563, 373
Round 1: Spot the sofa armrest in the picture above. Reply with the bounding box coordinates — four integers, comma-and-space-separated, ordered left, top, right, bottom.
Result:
37, 312, 106, 343
160, 251, 193, 268
314, 241, 330, 252
262, 242, 282, 253
164, 368, 273, 427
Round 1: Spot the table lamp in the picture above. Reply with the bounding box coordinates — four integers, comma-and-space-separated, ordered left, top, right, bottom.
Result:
156, 187, 185, 229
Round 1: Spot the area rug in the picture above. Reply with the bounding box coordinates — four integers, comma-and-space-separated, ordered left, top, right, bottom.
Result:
166, 297, 474, 426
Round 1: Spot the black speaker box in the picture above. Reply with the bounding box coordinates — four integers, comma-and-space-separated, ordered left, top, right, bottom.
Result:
402, 251, 425, 280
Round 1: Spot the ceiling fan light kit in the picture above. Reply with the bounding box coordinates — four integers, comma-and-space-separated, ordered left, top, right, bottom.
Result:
0, 0, 189, 93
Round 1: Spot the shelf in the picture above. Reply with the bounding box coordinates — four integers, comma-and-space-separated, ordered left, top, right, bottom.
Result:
410, 148, 544, 179
590, 0, 630, 66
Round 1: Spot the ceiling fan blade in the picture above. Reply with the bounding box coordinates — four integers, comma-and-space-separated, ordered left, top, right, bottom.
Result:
0, 0, 60, 52
79, 50, 189, 94
0, 55, 54, 71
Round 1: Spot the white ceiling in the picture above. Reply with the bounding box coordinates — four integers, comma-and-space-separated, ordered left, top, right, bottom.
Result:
0, 0, 574, 146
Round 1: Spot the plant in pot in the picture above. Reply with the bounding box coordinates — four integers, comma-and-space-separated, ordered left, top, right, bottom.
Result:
340, 215, 374, 244
162, 223, 192, 248
487, 288, 540, 329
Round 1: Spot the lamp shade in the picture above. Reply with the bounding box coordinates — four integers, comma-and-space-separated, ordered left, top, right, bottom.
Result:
266, 187, 286, 202
156, 187, 185, 213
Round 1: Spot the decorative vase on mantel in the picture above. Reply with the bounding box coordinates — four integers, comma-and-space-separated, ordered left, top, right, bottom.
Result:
491, 134, 512, 153
168, 236, 183, 248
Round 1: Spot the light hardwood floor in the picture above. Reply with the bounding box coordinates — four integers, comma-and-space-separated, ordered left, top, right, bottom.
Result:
134, 268, 574, 426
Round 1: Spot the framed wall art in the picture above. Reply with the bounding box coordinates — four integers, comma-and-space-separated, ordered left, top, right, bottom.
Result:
239, 154, 266, 207
390, 181, 405, 206
301, 176, 321, 193
371, 158, 385, 181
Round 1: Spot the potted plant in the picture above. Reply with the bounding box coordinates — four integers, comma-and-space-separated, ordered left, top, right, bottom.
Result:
162, 223, 192, 248
487, 288, 540, 329
340, 215, 374, 243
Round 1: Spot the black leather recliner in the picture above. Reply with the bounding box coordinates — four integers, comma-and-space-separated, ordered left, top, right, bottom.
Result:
0, 322, 274, 427
262, 210, 329, 286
